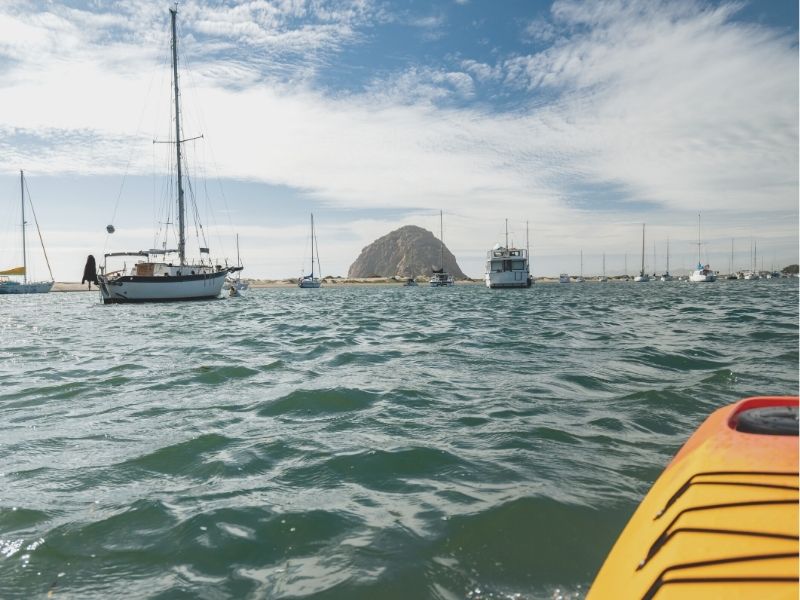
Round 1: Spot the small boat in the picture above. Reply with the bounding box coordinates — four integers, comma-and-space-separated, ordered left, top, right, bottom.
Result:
588, 396, 798, 599
484, 219, 532, 288
634, 224, 650, 282
597, 253, 608, 282
224, 234, 248, 295
299, 213, 322, 289
0, 171, 54, 295
559, 273, 570, 284
430, 210, 454, 287
689, 214, 716, 282
659, 239, 673, 281
97, 8, 240, 303
575, 250, 585, 283
403, 278, 418, 287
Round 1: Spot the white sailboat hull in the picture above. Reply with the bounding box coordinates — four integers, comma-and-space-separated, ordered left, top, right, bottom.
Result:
0, 281, 53, 294
98, 271, 227, 303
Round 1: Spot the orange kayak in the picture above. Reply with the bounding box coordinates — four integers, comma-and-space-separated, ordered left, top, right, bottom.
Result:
587, 396, 799, 600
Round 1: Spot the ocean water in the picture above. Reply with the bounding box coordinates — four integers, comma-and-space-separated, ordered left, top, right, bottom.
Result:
0, 279, 797, 599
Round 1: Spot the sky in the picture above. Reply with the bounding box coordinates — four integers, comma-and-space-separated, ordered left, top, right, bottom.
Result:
0, 0, 797, 280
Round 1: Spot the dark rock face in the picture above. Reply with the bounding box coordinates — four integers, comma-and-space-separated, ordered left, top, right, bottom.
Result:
348, 225, 467, 279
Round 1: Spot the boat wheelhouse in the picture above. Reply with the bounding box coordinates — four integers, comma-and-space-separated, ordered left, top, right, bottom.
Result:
484, 245, 530, 288
484, 219, 532, 288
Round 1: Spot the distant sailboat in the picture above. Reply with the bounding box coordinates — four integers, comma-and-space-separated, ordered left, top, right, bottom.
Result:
299, 213, 322, 288
660, 239, 673, 281
430, 210, 454, 287
224, 234, 248, 295
634, 224, 650, 282
689, 213, 716, 283
597, 253, 608, 282
576, 250, 585, 283
0, 170, 54, 294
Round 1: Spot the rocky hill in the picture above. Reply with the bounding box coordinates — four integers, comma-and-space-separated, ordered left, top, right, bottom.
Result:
348, 225, 467, 279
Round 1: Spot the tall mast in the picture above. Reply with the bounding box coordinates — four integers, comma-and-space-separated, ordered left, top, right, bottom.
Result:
236, 234, 240, 267
666, 238, 670, 274
20, 170, 26, 284
439, 209, 444, 269
505, 218, 508, 249
696, 213, 701, 266
602, 252, 606, 277
170, 7, 186, 265
653, 241, 656, 276
640, 223, 645, 277
730, 238, 733, 274
310, 213, 315, 278
526, 220, 529, 256
580, 249, 583, 278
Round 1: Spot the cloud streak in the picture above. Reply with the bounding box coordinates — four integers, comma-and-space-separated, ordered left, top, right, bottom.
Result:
0, 0, 796, 277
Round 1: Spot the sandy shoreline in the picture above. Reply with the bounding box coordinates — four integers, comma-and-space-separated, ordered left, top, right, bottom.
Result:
52, 277, 644, 292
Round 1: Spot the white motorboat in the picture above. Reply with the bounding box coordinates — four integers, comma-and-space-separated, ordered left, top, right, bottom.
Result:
689, 214, 716, 283
299, 213, 322, 288
559, 273, 571, 283
430, 210, 454, 287
97, 8, 240, 303
0, 171, 54, 295
484, 220, 532, 288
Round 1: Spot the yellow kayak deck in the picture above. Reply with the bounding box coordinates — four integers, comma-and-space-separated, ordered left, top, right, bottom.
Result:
588, 396, 799, 599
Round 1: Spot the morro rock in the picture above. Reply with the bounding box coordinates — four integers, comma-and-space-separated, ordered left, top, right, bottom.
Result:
348, 225, 467, 279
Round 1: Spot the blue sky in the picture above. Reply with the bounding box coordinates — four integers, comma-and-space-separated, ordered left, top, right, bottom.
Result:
0, 0, 797, 279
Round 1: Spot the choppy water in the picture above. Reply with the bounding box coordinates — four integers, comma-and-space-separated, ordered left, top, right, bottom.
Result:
1, 279, 797, 599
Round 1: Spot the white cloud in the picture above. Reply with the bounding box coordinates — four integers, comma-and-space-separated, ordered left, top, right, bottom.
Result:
0, 0, 796, 278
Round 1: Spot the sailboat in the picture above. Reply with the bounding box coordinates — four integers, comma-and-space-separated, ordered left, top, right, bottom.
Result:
484, 219, 532, 288
743, 241, 760, 280
430, 210, 454, 287
96, 8, 241, 304
575, 250, 585, 283
0, 171, 54, 294
660, 239, 673, 281
726, 239, 737, 279
597, 253, 608, 282
224, 234, 248, 295
689, 213, 716, 282
633, 224, 650, 282
299, 213, 322, 288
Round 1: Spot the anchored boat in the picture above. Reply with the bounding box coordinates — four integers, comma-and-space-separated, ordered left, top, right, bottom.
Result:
96, 8, 241, 304
0, 171, 54, 295
430, 210, 454, 287
298, 213, 322, 288
484, 219, 532, 288
689, 214, 716, 283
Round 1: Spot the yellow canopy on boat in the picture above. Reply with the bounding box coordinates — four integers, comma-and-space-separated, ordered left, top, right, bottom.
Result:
0, 266, 25, 276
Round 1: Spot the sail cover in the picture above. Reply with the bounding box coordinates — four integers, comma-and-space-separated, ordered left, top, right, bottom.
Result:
0, 266, 25, 276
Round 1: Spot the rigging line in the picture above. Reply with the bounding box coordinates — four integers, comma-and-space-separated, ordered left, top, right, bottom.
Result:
22, 176, 54, 282
173, 21, 232, 260
105, 24, 171, 255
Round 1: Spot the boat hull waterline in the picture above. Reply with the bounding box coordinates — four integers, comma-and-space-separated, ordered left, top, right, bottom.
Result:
0, 281, 54, 294
98, 271, 229, 304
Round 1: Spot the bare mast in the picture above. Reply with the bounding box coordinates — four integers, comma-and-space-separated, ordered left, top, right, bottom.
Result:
310, 213, 315, 278
170, 7, 186, 266
440, 210, 444, 270
640, 223, 645, 277
20, 170, 26, 284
